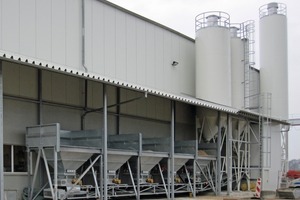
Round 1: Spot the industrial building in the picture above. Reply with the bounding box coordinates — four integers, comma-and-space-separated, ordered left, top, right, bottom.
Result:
0, 0, 289, 200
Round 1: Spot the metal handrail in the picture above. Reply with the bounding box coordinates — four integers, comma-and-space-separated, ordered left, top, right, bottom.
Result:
259, 3, 286, 18
195, 11, 230, 31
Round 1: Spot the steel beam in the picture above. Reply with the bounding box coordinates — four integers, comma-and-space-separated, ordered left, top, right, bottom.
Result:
216, 111, 221, 195
103, 84, 108, 200
226, 114, 232, 194
170, 101, 175, 199
0, 61, 3, 200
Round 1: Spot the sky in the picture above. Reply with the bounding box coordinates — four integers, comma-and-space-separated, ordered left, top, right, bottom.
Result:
107, 0, 300, 160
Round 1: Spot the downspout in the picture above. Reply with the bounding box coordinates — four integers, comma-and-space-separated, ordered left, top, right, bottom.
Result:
81, 0, 88, 72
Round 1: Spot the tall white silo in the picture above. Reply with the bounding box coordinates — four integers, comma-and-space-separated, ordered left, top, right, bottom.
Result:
195, 12, 231, 106
259, 2, 288, 120
230, 25, 245, 109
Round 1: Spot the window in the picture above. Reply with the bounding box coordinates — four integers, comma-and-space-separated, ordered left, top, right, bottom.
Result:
4, 145, 27, 173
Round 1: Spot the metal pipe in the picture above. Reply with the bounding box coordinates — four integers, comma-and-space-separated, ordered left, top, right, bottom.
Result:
41, 149, 55, 199
103, 84, 108, 200
116, 87, 120, 134
167, 158, 170, 199
127, 161, 138, 197
158, 163, 169, 199
81, 79, 88, 130
30, 150, 42, 200
4, 94, 169, 125
53, 148, 58, 200
27, 150, 32, 200
38, 69, 43, 124
170, 101, 175, 199
226, 114, 232, 194
184, 165, 194, 195
193, 141, 197, 197
137, 156, 140, 200
32, 183, 48, 200
100, 154, 103, 200
216, 111, 221, 195
90, 158, 101, 198
0, 61, 3, 200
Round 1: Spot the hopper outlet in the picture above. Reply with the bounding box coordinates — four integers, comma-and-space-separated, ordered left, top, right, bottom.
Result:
107, 154, 132, 171
140, 156, 163, 172
42, 147, 97, 175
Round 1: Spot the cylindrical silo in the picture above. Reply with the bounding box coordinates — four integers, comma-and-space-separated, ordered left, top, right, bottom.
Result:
230, 25, 245, 109
195, 12, 231, 106
259, 2, 288, 120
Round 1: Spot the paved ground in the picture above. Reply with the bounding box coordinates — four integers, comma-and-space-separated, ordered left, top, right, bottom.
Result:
140, 191, 289, 200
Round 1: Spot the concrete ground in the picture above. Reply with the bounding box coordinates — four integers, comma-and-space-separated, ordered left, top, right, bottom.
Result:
141, 191, 289, 200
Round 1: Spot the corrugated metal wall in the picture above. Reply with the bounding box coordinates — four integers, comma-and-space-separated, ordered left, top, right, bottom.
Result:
0, 0, 195, 96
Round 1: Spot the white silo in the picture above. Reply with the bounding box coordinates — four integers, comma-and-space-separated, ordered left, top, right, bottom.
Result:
230, 25, 245, 109
195, 12, 231, 106
259, 2, 288, 120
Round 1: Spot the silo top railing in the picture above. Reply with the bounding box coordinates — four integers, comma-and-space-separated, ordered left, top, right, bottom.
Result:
259, 2, 286, 18
195, 11, 230, 31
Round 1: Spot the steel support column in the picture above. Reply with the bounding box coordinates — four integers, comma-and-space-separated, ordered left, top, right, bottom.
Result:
226, 114, 232, 194
216, 111, 221, 195
170, 101, 175, 199
103, 84, 108, 200
0, 61, 3, 200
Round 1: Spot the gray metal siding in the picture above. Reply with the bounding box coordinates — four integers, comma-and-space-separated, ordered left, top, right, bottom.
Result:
0, 0, 195, 97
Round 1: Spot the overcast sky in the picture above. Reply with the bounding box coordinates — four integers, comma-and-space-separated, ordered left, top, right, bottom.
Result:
107, 0, 300, 160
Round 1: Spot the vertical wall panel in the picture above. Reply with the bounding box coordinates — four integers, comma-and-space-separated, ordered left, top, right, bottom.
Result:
91, 1, 105, 74
104, 5, 116, 77
65, 1, 81, 70
145, 24, 156, 88
0, 0, 196, 98
51, 73, 67, 104
20, 0, 36, 57
3, 62, 20, 96
4, 100, 38, 144
136, 19, 146, 85
107, 85, 117, 112
126, 15, 137, 83
52, 0, 66, 64
146, 95, 156, 119
0, 0, 2, 49
154, 28, 164, 89
2, 0, 20, 53
181, 40, 195, 95
19, 66, 37, 99
42, 71, 52, 101
87, 81, 103, 108
163, 31, 172, 92
115, 10, 127, 81
42, 105, 81, 131
66, 76, 83, 106
170, 35, 181, 93
84, 0, 93, 69
36, 0, 51, 61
